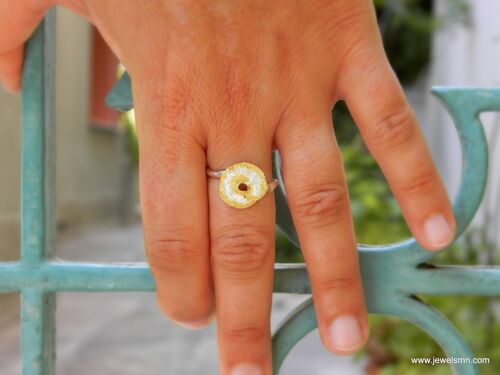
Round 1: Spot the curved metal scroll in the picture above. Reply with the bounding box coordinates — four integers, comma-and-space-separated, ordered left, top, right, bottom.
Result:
106, 74, 500, 374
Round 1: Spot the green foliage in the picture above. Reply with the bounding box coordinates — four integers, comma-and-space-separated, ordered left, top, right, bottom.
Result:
376, 0, 434, 84
275, 228, 302, 263
121, 110, 139, 165
374, 0, 470, 85
339, 126, 410, 245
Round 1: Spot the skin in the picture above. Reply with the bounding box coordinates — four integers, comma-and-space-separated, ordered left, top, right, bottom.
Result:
0, 1, 456, 374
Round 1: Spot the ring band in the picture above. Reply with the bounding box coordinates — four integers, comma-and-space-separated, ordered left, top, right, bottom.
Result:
206, 162, 278, 209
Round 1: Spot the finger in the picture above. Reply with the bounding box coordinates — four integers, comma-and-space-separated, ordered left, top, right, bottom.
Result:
276, 109, 368, 354
0, 0, 53, 92
208, 133, 275, 375
0, 0, 51, 48
133, 79, 214, 328
0, 47, 23, 92
338, 38, 455, 250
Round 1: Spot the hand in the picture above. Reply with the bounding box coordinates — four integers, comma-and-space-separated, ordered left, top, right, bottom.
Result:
1, 1, 456, 374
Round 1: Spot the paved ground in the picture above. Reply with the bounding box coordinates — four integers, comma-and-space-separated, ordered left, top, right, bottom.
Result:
0, 222, 366, 374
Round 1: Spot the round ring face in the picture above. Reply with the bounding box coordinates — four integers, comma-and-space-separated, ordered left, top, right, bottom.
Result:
218, 162, 268, 208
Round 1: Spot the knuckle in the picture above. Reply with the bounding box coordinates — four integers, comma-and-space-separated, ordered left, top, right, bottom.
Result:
136, 73, 203, 160
315, 275, 356, 295
157, 298, 212, 326
211, 65, 253, 138
141, 73, 193, 132
156, 299, 190, 321
222, 65, 251, 111
323, 6, 370, 48
294, 182, 349, 227
212, 224, 273, 279
400, 170, 438, 199
220, 325, 268, 344
368, 106, 415, 151
147, 237, 202, 276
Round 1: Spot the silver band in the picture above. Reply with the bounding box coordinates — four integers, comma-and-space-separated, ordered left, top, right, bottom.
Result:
267, 179, 279, 192
206, 168, 224, 178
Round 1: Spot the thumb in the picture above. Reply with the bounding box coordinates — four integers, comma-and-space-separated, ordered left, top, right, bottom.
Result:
0, 0, 54, 92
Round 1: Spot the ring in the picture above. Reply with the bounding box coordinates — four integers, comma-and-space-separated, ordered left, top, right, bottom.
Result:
207, 162, 279, 209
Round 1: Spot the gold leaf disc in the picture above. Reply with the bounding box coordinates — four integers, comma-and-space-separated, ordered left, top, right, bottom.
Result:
218, 162, 268, 209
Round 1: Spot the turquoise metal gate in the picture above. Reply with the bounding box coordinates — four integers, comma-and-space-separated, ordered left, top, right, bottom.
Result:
1, 13, 500, 375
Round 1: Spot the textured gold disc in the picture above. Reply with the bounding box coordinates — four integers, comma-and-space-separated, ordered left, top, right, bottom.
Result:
218, 162, 268, 209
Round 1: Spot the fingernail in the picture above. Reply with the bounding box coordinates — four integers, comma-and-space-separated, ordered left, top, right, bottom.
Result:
423, 214, 453, 249
329, 315, 363, 352
177, 317, 211, 330
230, 363, 263, 375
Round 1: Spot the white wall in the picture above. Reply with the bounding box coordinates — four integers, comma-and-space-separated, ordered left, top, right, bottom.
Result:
0, 89, 21, 262
55, 8, 123, 227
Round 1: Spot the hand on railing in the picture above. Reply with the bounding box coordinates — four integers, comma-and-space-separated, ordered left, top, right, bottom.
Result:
3, 2, 457, 375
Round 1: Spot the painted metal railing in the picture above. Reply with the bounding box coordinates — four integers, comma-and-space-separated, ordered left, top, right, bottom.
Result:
1, 13, 500, 375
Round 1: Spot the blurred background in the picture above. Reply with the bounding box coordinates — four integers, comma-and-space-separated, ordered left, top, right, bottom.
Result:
1, 0, 500, 374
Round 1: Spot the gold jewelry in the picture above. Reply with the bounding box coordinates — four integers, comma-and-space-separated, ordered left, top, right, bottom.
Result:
207, 162, 279, 209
